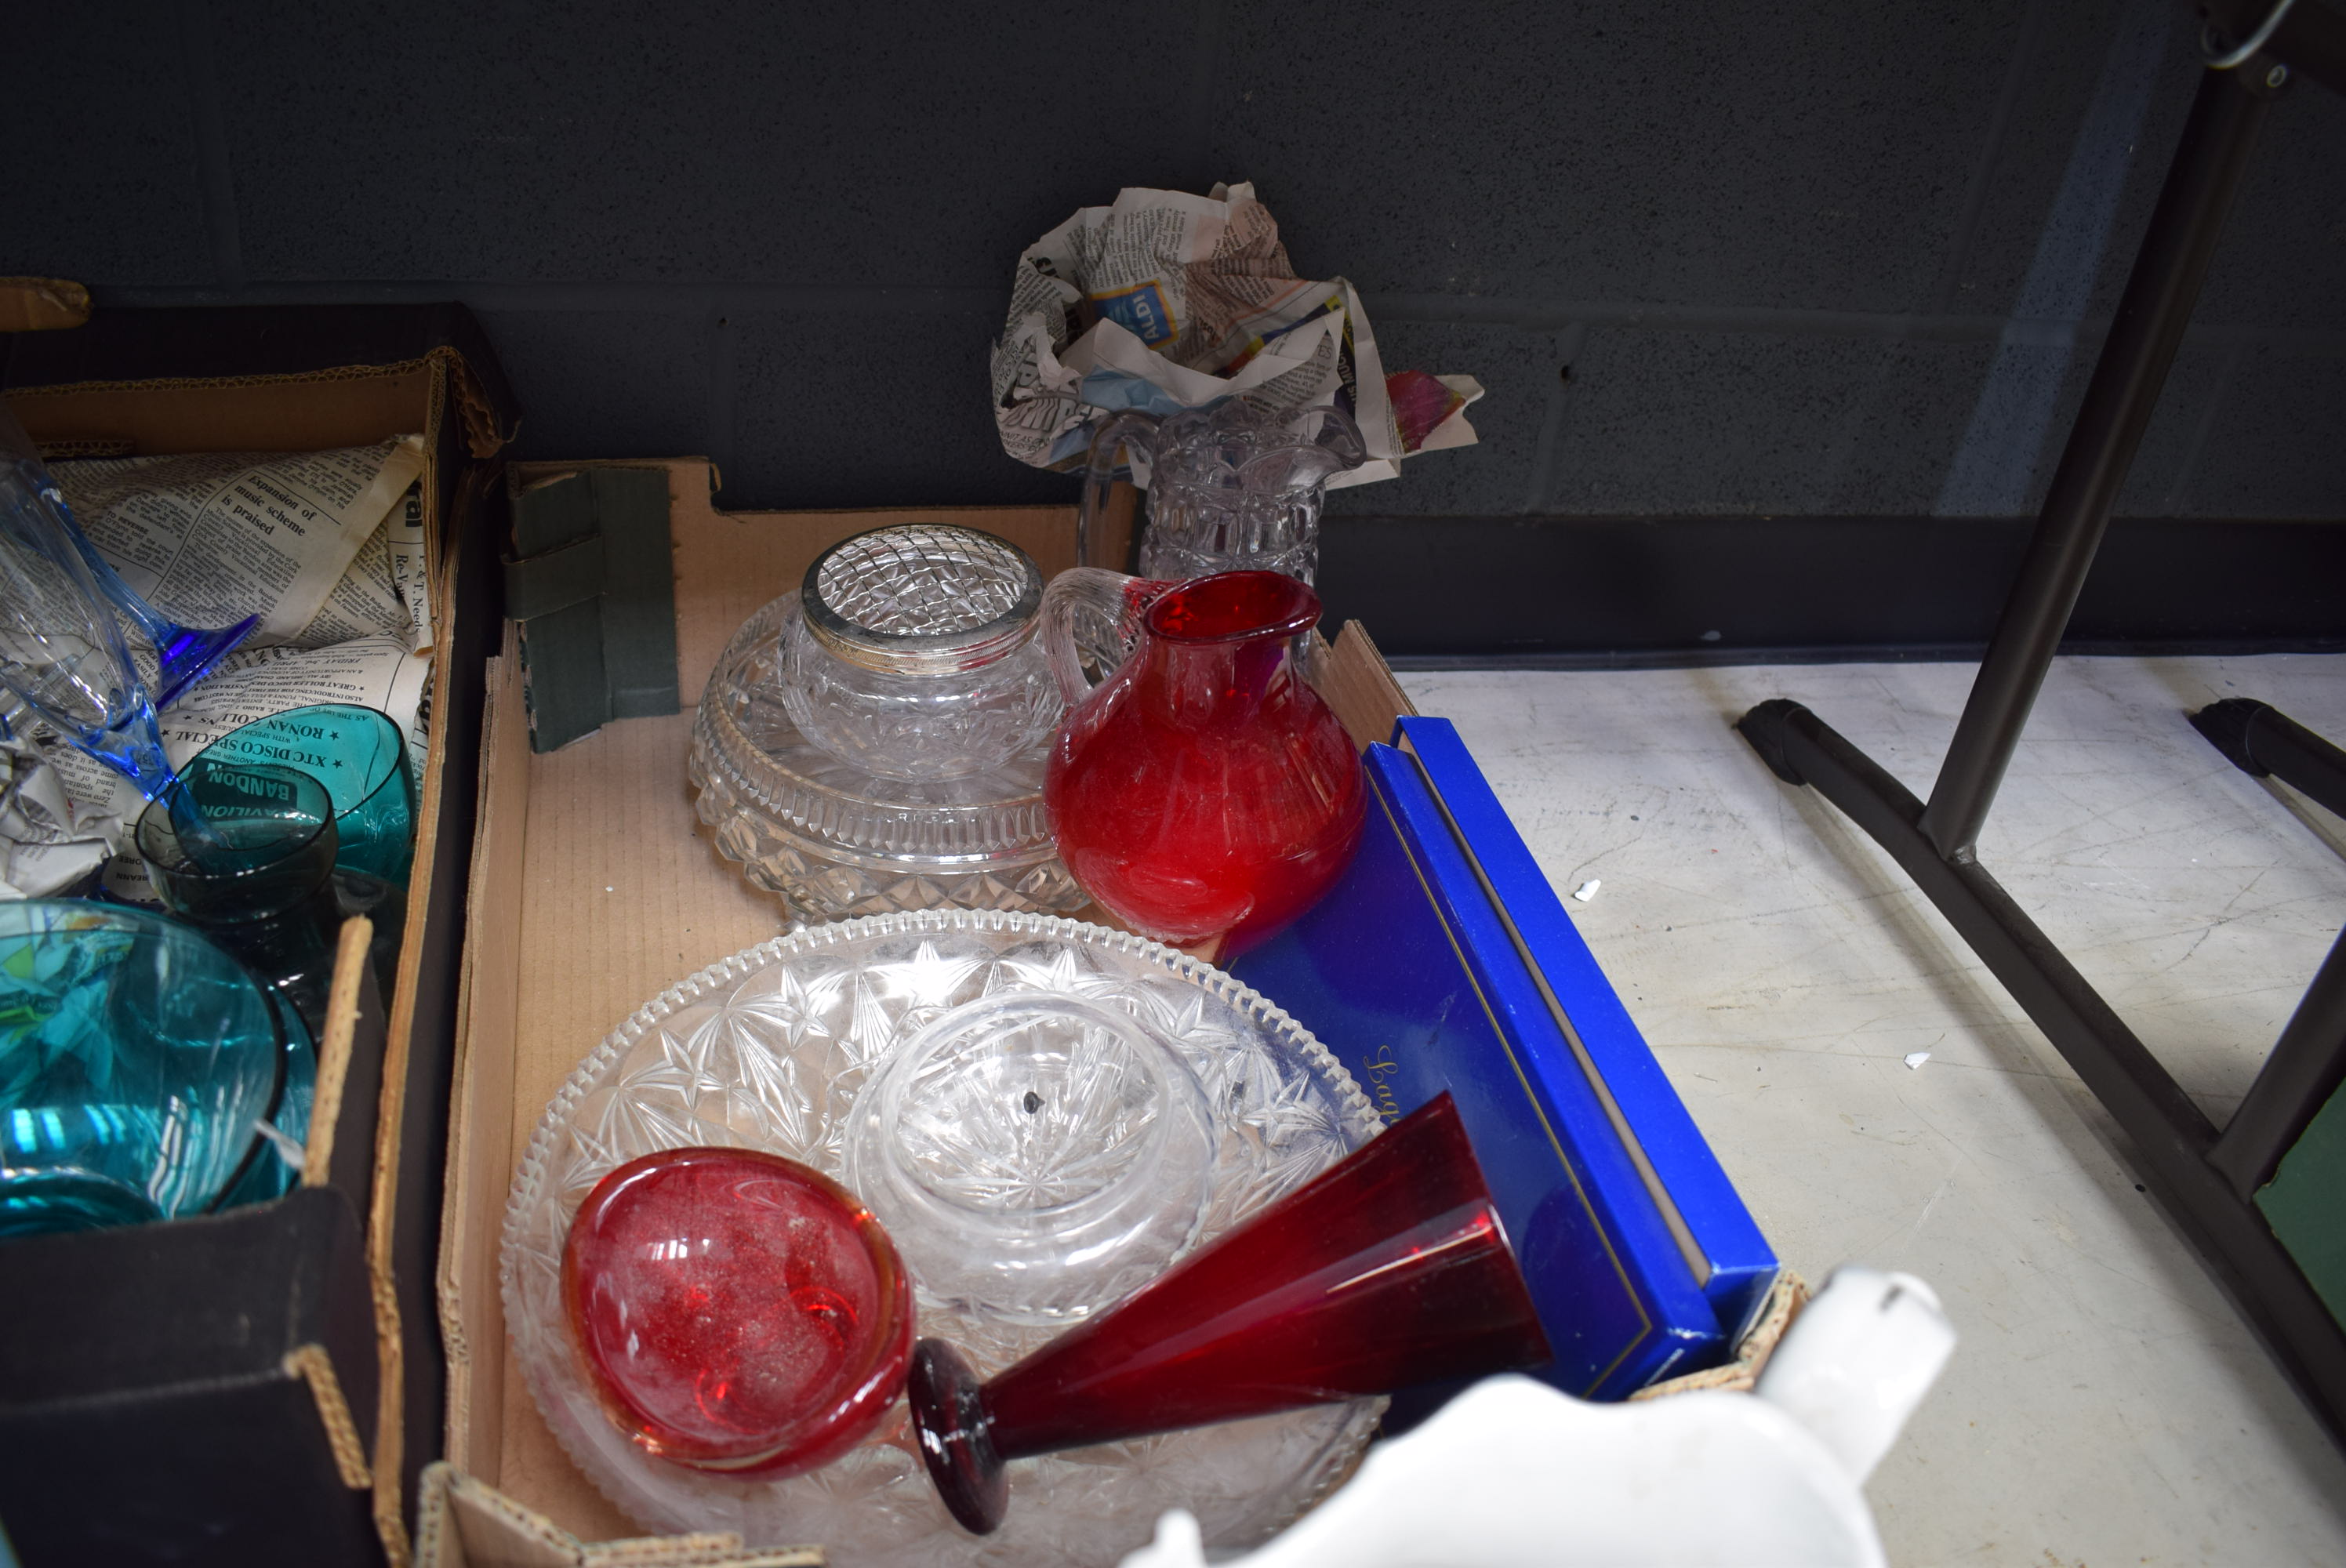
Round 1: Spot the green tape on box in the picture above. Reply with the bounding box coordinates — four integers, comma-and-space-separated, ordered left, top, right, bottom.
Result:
2258, 1082, 2346, 1329
507, 466, 679, 752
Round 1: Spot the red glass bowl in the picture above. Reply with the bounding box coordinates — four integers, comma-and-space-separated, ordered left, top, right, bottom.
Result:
561, 1146, 914, 1475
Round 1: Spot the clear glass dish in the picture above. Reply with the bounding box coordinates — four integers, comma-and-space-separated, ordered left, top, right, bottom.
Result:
691, 592, 1086, 925
842, 993, 1218, 1325
501, 909, 1382, 1566
779, 524, 1060, 782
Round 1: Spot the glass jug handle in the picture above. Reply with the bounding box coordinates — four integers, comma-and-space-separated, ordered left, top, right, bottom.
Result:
1077, 412, 1160, 570
1038, 567, 1172, 708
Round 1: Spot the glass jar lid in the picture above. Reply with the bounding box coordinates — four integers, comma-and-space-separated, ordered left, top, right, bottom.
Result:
842, 993, 1217, 1324
803, 524, 1044, 676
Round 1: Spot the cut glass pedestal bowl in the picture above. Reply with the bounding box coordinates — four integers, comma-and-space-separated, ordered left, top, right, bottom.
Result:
691, 593, 1085, 927
502, 910, 1382, 1566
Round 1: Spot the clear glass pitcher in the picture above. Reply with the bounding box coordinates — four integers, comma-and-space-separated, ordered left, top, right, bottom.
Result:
1077, 400, 1368, 584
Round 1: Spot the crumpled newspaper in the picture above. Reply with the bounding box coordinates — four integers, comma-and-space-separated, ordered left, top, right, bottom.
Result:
991, 182, 1482, 488
0, 431, 438, 906
0, 717, 124, 899
0, 634, 433, 907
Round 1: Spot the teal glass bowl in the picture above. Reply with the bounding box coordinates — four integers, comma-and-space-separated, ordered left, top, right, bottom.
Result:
0, 902, 313, 1236
193, 703, 417, 887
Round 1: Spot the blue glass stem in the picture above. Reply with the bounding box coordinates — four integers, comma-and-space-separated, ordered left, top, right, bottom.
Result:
85, 706, 229, 854
86, 703, 178, 800
54, 499, 257, 709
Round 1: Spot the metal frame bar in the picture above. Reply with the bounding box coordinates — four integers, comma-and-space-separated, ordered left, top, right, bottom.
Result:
1735, 42, 2346, 1447
1918, 62, 2277, 858
2212, 925, 2346, 1198
2192, 699, 2346, 1197
2193, 698, 2346, 822
1738, 700, 2346, 1436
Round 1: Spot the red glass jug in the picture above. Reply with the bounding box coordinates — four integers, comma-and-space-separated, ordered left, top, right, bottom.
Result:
1038, 568, 1366, 954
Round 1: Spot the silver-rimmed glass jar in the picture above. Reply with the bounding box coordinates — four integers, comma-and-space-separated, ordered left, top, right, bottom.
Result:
778, 524, 1060, 782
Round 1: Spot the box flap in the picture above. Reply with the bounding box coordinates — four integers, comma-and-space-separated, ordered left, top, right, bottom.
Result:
1317, 619, 1419, 752
508, 467, 681, 752
0, 302, 518, 458
0, 277, 92, 332
414, 1463, 823, 1568
0, 1184, 376, 1413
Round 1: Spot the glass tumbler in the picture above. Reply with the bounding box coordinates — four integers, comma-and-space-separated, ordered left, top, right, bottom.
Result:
135, 759, 344, 1036
843, 993, 1216, 1323
0, 902, 306, 1236
778, 524, 1061, 782
191, 702, 417, 977
194, 704, 416, 885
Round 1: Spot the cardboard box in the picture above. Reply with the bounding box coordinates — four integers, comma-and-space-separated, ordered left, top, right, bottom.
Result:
0, 305, 517, 1565
0, 926, 385, 1563
437, 460, 1778, 1559
436, 459, 1425, 1547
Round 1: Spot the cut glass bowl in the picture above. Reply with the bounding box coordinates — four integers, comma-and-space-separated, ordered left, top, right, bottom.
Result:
691, 593, 1086, 926
782, 525, 1060, 782
502, 909, 1384, 1566
843, 993, 1218, 1325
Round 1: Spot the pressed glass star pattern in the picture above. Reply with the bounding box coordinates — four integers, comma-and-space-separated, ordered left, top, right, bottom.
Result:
503, 911, 1378, 1566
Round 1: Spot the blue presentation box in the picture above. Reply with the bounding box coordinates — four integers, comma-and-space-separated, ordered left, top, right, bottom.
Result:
1230, 717, 1778, 1399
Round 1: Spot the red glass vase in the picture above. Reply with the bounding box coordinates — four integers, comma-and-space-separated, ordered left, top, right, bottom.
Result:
906, 1091, 1552, 1534
556, 1098, 1542, 1522
561, 1147, 913, 1475
1040, 568, 1366, 955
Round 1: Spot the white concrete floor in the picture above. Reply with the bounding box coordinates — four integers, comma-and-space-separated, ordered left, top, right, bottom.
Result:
1400, 654, 2346, 1568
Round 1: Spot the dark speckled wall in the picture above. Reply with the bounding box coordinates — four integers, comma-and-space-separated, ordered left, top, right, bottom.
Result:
9, 0, 2344, 520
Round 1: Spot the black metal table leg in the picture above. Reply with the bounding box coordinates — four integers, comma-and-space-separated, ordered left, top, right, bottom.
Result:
2192, 699, 2346, 822
1731, 18, 2346, 1449
1740, 701, 2221, 1167
2211, 926, 2346, 1199
1738, 699, 2346, 1443
2191, 700, 2346, 1199
1918, 63, 2278, 860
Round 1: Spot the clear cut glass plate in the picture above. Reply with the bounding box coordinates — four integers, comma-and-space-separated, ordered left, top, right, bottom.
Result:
502, 909, 1384, 1566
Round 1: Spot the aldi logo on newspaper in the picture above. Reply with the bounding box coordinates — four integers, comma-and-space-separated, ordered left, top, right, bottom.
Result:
1088, 280, 1177, 347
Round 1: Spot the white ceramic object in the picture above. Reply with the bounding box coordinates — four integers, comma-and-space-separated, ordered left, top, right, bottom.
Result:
1120, 1264, 1957, 1568
1753, 1265, 1958, 1485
